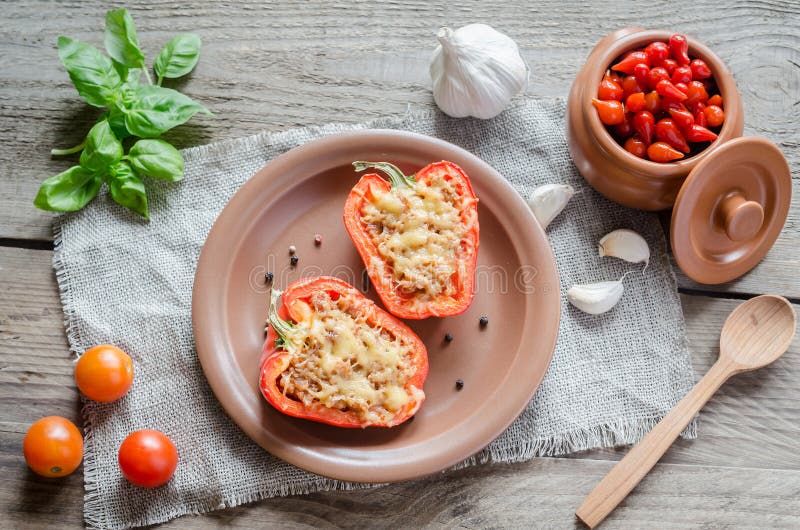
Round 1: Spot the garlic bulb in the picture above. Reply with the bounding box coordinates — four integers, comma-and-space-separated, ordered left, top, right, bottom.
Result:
567, 280, 625, 315
527, 184, 575, 230
598, 229, 650, 267
430, 24, 527, 119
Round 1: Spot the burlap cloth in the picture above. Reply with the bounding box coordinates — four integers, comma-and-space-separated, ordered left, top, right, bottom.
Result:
53, 98, 696, 529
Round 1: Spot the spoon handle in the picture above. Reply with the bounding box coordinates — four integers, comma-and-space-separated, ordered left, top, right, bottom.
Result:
575, 358, 734, 528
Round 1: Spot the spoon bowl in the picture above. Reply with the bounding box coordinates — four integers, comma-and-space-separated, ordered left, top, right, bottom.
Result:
720, 295, 796, 370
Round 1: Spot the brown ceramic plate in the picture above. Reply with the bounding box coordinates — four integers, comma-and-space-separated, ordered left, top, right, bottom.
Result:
192, 130, 560, 483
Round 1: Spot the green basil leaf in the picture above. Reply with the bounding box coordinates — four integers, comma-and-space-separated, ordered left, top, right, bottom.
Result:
108, 161, 149, 219
33, 166, 102, 212
123, 85, 209, 138
154, 34, 201, 82
105, 109, 131, 140
112, 59, 128, 80
112, 59, 141, 87
57, 36, 122, 107
129, 139, 184, 181
79, 120, 123, 172
104, 8, 145, 68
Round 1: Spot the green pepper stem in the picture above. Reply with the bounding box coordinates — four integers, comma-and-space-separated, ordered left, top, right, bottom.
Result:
267, 288, 294, 345
50, 140, 87, 156
352, 161, 415, 188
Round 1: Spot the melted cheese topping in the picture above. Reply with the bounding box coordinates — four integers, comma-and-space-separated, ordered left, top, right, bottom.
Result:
278, 291, 422, 424
360, 173, 467, 300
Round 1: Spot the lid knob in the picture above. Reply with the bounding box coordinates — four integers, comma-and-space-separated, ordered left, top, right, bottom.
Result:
720, 194, 764, 242
670, 137, 791, 285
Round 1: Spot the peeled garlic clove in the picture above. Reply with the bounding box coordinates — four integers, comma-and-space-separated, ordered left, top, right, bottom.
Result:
527, 184, 574, 230
567, 280, 624, 315
430, 24, 528, 119
598, 229, 650, 267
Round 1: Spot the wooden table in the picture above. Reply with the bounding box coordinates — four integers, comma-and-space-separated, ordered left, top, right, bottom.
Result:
2, 1, 798, 528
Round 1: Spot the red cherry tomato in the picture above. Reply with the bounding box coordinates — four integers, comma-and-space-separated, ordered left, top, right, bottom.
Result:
690, 59, 712, 79
603, 69, 623, 85
75, 345, 134, 402
633, 63, 650, 86
647, 67, 670, 90
661, 58, 678, 75
118, 430, 178, 488
666, 104, 695, 130
624, 136, 648, 158
644, 91, 661, 114
621, 75, 645, 98
693, 101, 708, 127
685, 123, 718, 143
685, 81, 709, 107
648, 141, 684, 162
23, 416, 83, 478
632, 110, 655, 145
656, 79, 688, 101
612, 50, 650, 74
625, 92, 646, 113
669, 34, 690, 65
645, 41, 670, 65
671, 65, 693, 85
655, 118, 690, 153
707, 94, 723, 108
597, 78, 623, 101
614, 113, 634, 138
592, 98, 625, 125
704, 105, 725, 127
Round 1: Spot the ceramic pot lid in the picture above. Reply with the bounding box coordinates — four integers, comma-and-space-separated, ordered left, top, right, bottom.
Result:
671, 137, 791, 285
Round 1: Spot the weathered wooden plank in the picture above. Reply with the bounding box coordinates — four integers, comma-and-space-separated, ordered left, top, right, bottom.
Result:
4, 449, 799, 530
137, 459, 800, 529
2, 246, 799, 527
0, 0, 797, 296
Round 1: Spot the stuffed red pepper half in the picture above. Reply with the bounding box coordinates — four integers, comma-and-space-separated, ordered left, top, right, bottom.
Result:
260, 276, 428, 428
343, 160, 479, 319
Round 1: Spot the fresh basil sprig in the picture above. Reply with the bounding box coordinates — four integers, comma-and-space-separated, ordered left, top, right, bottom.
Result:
36, 8, 208, 219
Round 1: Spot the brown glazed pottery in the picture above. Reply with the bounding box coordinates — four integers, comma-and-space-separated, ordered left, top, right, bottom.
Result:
567, 27, 744, 211
671, 137, 791, 284
192, 130, 561, 482
568, 28, 791, 284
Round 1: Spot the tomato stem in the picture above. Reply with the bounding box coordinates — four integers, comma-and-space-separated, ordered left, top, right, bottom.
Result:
352, 161, 415, 189
267, 289, 293, 347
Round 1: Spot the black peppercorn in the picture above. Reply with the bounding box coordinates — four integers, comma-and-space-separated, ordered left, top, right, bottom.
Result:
265, 272, 273, 283
290, 255, 299, 266
479, 316, 489, 327
444, 333, 453, 343
455, 379, 464, 390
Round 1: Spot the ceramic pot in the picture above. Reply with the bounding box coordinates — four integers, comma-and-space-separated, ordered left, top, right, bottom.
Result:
566, 27, 744, 211
566, 28, 791, 285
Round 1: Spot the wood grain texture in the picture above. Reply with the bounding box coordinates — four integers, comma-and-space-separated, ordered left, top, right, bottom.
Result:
0, 0, 798, 296
2, 247, 800, 528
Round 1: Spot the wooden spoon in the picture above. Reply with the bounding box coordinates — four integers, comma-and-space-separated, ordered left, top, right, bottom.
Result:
576, 295, 796, 528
